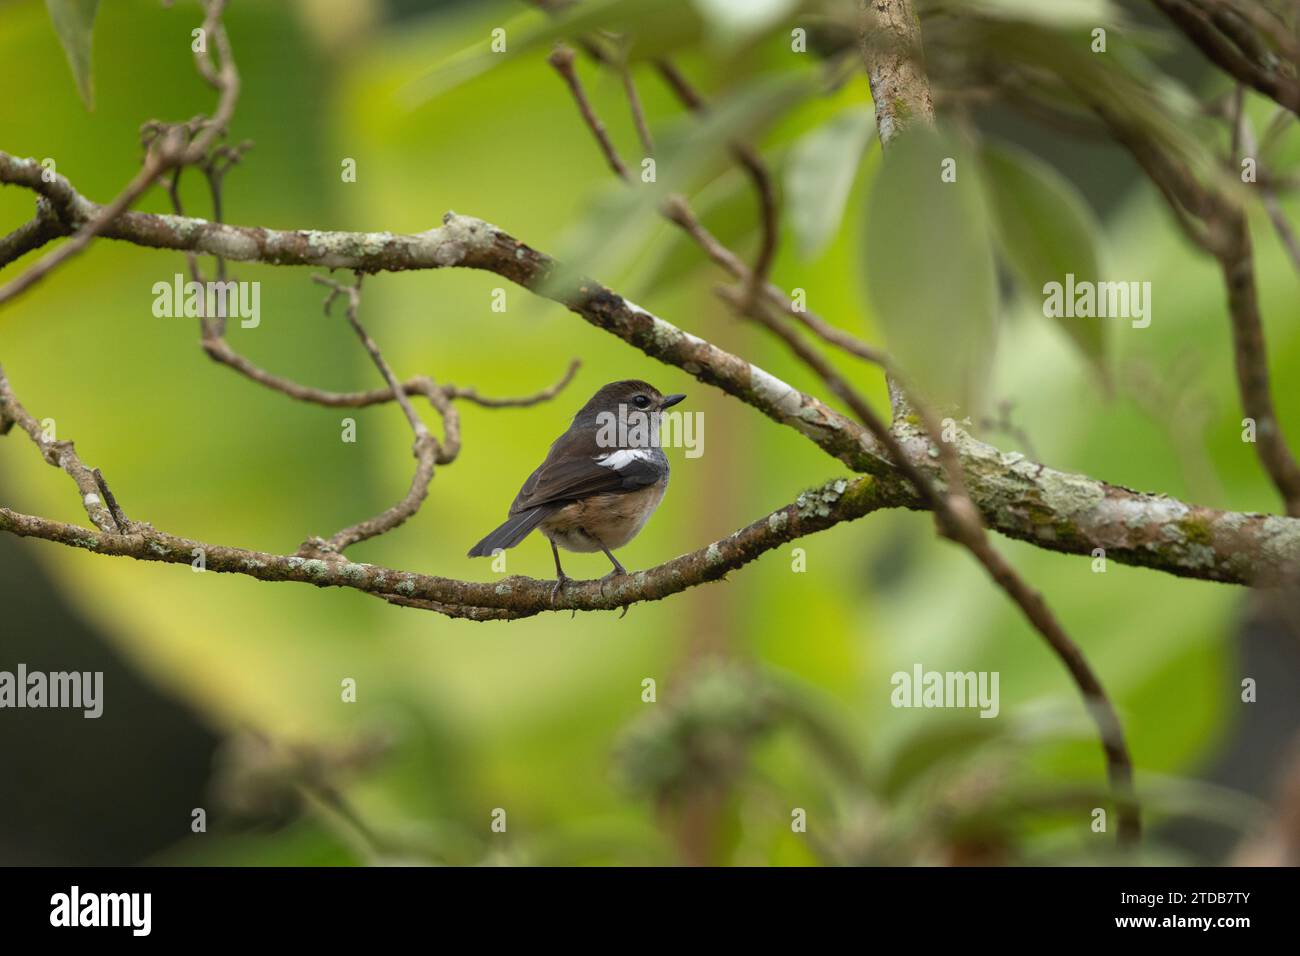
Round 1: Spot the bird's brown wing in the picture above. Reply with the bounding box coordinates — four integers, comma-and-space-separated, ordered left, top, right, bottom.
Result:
510, 448, 664, 514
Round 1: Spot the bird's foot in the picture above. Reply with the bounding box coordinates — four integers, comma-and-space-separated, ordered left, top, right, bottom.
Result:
550, 572, 571, 609
598, 565, 630, 618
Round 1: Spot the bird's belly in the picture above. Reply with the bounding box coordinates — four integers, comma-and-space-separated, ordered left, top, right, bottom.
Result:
540, 481, 667, 552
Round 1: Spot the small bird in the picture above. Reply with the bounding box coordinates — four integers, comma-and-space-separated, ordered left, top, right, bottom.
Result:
468, 379, 685, 600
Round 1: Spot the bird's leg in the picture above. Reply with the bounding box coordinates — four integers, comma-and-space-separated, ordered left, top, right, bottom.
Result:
550, 539, 571, 607
597, 546, 630, 618
601, 546, 628, 577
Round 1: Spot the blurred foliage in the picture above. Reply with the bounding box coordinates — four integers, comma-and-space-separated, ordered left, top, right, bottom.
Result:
2, 0, 1298, 865
44, 0, 99, 108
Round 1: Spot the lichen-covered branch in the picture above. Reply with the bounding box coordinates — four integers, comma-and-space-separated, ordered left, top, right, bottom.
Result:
0, 0, 239, 307
858, 0, 935, 146
0, 365, 121, 533
0, 474, 895, 619
3, 153, 1298, 584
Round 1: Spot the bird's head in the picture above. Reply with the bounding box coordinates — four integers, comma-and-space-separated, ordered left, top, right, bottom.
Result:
577, 380, 686, 419
573, 380, 686, 447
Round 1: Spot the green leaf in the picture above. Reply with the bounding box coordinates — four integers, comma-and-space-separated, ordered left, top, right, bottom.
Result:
636, 167, 760, 293
879, 719, 1006, 800
692, 0, 800, 46
45, 0, 98, 110
405, 0, 705, 107
548, 71, 814, 293
862, 126, 998, 412
962, 0, 1123, 28
785, 108, 874, 259
979, 142, 1107, 378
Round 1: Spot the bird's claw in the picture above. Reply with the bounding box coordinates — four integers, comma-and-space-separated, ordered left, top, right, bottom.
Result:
550, 573, 571, 608
598, 567, 630, 618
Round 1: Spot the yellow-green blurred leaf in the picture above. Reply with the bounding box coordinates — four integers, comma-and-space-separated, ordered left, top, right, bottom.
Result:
45, 0, 98, 109
862, 126, 997, 411
785, 107, 873, 259
979, 142, 1107, 380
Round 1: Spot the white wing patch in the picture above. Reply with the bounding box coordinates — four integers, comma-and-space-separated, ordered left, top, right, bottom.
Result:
596, 448, 653, 470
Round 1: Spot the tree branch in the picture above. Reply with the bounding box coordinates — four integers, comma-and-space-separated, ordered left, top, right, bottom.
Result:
0, 473, 896, 619
1085, 97, 1300, 517
3, 155, 1298, 585
0, 0, 240, 308
1151, 0, 1300, 116
859, 0, 935, 147
0, 364, 121, 533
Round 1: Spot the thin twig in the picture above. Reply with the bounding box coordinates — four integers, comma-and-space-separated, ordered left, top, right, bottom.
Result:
548, 43, 629, 180
651, 61, 779, 310
0, 364, 119, 532
1236, 100, 1300, 277
1084, 90, 1300, 517
620, 55, 654, 157
305, 273, 437, 554
0, 0, 239, 309
92, 467, 131, 533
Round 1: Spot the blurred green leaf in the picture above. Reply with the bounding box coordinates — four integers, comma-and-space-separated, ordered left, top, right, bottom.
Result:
862, 126, 997, 411
954, 0, 1123, 28
693, 0, 800, 46
548, 70, 813, 291
979, 142, 1107, 379
636, 167, 759, 293
406, 0, 705, 107
878, 718, 1005, 800
785, 107, 874, 259
982, 22, 1217, 188
45, 0, 98, 109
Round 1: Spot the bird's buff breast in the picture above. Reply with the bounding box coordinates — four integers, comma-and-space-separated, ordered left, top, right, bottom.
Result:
539, 480, 668, 552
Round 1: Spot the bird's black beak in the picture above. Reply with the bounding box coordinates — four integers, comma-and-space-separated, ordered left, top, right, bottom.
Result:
659, 393, 686, 410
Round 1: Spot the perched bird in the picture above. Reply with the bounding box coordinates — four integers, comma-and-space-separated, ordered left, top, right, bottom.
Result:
468, 379, 685, 599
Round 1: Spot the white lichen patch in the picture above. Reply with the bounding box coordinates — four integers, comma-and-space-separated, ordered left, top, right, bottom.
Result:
796, 480, 845, 519
433, 214, 490, 267
210, 228, 259, 260
1032, 469, 1108, 519
302, 559, 329, 578
648, 318, 685, 351
1259, 516, 1300, 571
750, 364, 821, 439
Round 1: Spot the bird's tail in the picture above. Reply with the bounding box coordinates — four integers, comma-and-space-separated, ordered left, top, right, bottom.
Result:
467, 506, 551, 557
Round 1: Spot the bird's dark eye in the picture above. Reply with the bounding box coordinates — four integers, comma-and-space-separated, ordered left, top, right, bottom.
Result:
633, 395, 650, 409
